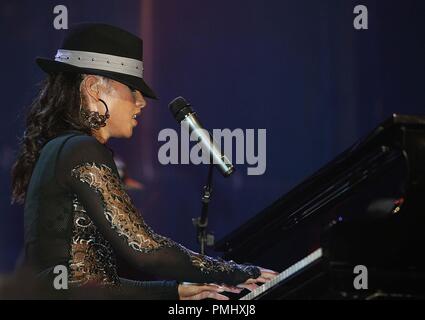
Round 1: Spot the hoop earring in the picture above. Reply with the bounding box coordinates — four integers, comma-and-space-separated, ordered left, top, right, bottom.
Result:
80, 99, 110, 130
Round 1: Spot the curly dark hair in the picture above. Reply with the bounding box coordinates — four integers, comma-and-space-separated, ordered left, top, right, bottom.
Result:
11, 72, 92, 204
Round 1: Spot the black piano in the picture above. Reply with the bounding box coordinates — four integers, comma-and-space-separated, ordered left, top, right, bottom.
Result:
215, 114, 425, 300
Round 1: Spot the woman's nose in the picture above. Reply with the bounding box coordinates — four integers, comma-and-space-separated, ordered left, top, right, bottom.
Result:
137, 101, 146, 111
135, 91, 146, 109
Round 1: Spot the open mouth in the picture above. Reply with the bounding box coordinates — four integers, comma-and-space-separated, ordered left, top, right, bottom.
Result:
131, 112, 140, 126
132, 111, 141, 120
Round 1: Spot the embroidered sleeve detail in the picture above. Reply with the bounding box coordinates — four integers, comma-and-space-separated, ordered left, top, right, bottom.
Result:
71, 162, 174, 253
71, 162, 260, 279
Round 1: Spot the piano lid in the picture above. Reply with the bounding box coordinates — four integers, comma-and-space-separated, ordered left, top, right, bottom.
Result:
215, 114, 425, 262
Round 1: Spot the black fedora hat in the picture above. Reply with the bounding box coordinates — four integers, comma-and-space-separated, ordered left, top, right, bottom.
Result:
36, 23, 158, 99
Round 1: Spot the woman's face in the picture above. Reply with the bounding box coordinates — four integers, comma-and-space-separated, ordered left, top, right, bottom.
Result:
100, 79, 146, 139
83, 75, 147, 141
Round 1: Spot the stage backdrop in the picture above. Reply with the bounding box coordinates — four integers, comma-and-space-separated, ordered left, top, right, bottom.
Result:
1, 0, 424, 273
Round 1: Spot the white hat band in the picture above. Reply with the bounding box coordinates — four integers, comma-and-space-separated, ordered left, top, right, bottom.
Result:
54, 49, 144, 78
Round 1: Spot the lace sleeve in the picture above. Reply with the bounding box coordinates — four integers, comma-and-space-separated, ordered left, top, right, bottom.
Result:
60, 137, 260, 286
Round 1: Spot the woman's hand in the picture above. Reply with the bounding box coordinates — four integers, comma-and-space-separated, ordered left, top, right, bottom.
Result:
177, 267, 278, 299
178, 283, 241, 300
237, 267, 279, 292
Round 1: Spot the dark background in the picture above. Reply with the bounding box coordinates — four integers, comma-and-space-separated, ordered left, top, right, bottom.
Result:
1, 0, 424, 273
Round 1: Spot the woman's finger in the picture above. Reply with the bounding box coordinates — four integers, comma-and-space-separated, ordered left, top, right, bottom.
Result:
204, 283, 243, 294
243, 278, 258, 284
199, 284, 223, 292
262, 272, 278, 279
216, 284, 243, 294
244, 277, 268, 284
237, 283, 258, 292
259, 267, 279, 276
187, 291, 229, 300
261, 273, 277, 281
254, 277, 268, 283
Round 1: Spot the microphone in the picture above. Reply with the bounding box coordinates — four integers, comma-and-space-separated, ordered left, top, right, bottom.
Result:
168, 96, 235, 177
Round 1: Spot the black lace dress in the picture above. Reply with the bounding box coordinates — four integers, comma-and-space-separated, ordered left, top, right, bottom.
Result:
23, 131, 260, 299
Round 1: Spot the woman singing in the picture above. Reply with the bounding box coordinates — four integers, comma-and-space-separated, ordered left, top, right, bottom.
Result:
11, 23, 276, 300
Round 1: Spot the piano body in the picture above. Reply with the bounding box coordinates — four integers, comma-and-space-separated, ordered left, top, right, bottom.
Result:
215, 114, 425, 299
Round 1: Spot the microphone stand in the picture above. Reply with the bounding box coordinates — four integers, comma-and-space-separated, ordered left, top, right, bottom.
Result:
193, 161, 215, 255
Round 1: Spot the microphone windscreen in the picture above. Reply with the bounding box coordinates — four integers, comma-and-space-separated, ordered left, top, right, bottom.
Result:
169, 96, 194, 122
